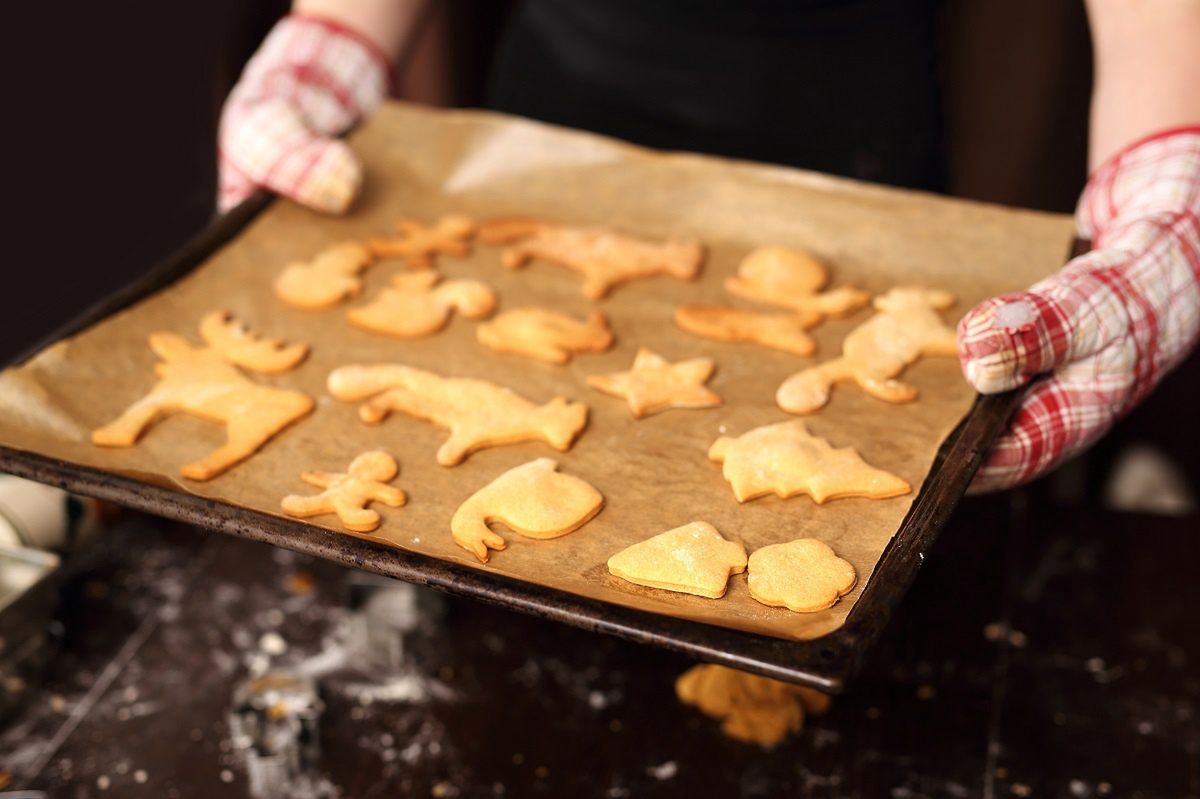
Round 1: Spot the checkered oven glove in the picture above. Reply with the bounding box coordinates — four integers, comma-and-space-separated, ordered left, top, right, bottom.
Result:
958, 127, 1200, 492
218, 15, 392, 214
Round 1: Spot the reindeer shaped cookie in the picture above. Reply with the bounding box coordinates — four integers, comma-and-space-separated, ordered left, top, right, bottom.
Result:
92, 312, 314, 481
776, 287, 959, 414
327, 364, 589, 466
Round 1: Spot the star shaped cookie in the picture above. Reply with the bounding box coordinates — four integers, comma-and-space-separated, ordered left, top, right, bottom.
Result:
280, 451, 407, 532
587, 348, 721, 418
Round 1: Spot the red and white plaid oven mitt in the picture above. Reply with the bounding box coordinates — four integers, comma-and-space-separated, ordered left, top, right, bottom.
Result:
958, 126, 1200, 492
218, 15, 392, 214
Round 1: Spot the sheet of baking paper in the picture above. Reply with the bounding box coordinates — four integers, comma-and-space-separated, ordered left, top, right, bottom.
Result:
0, 102, 1074, 640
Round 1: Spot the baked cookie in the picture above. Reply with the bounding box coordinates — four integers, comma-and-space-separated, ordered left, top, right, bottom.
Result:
606, 521, 747, 599
477, 217, 704, 299
327, 364, 589, 466
92, 313, 313, 481
368, 215, 475, 269
477, 308, 614, 364
747, 538, 857, 613
708, 420, 910, 503
675, 664, 830, 747
274, 242, 374, 310
776, 287, 958, 414
281, 451, 407, 533
725, 246, 869, 317
347, 272, 496, 338
674, 305, 821, 356
587, 348, 721, 418
451, 458, 604, 562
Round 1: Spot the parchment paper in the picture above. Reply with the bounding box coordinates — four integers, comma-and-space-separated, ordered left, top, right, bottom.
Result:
0, 102, 1074, 641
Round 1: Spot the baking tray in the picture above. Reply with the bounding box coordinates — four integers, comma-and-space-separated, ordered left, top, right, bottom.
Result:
0, 179, 1085, 691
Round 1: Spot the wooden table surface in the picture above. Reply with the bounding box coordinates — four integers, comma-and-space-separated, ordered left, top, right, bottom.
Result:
1, 490, 1197, 798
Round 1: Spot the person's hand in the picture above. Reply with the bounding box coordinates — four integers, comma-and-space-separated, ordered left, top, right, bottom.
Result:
957, 127, 1200, 492
218, 15, 392, 214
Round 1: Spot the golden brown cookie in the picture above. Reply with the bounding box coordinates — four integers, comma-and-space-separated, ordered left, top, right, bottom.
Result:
92, 314, 313, 481
675, 664, 831, 747
776, 287, 958, 414
606, 521, 747, 599
747, 538, 857, 612
476, 308, 614, 364
477, 217, 704, 299
281, 451, 407, 533
327, 364, 589, 466
674, 305, 821, 356
451, 457, 604, 562
368, 215, 475, 269
708, 420, 910, 503
274, 242, 374, 310
725, 246, 869, 317
346, 272, 496, 338
586, 348, 721, 418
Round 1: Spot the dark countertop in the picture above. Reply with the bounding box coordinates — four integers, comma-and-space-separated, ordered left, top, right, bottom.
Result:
1, 492, 1197, 798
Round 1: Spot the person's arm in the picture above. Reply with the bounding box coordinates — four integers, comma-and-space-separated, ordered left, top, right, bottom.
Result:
957, 0, 1200, 491
218, 1, 429, 214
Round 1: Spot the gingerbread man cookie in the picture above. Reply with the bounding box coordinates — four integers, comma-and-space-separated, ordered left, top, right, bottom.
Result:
274, 242, 374, 310
451, 458, 604, 562
368, 215, 475, 269
708, 420, 910, 503
674, 305, 821, 356
776, 287, 958, 414
476, 308, 614, 364
477, 217, 704, 299
725, 246, 869, 317
281, 451, 407, 532
607, 521, 747, 599
747, 538, 857, 613
327, 364, 589, 466
347, 272, 496, 338
92, 313, 313, 481
587, 348, 721, 418
676, 664, 831, 747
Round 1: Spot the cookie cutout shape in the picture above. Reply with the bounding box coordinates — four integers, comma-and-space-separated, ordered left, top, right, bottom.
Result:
674, 305, 821, 356
451, 458, 603, 562
776, 287, 958, 414
368, 215, 475, 269
587, 348, 721, 418
280, 451, 407, 533
347, 272, 496, 338
274, 242, 374, 310
327, 364, 589, 466
676, 664, 830, 747
747, 538, 857, 613
477, 217, 704, 299
477, 308, 613, 364
607, 521, 747, 599
92, 314, 313, 481
725, 246, 869, 317
708, 420, 910, 503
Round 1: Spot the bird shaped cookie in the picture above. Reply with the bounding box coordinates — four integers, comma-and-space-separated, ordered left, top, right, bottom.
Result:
274, 242, 375, 310
477, 308, 614, 364
725, 246, 869, 317
347, 272, 496, 338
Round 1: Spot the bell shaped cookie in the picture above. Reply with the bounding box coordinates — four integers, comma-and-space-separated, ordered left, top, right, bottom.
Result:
607, 521, 747, 599
747, 538, 856, 613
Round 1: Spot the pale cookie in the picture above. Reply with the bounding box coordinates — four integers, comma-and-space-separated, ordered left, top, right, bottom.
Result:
92, 314, 313, 481
587, 348, 721, 418
477, 217, 704, 299
327, 364, 589, 466
281, 451, 407, 533
776, 287, 958, 414
347, 272, 496, 338
725, 246, 869, 317
747, 538, 857, 613
606, 521, 747, 599
451, 458, 603, 562
674, 305, 821, 356
368, 215, 475, 269
274, 242, 374, 310
708, 420, 910, 503
676, 664, 831, 747
477, 308, 613, 364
